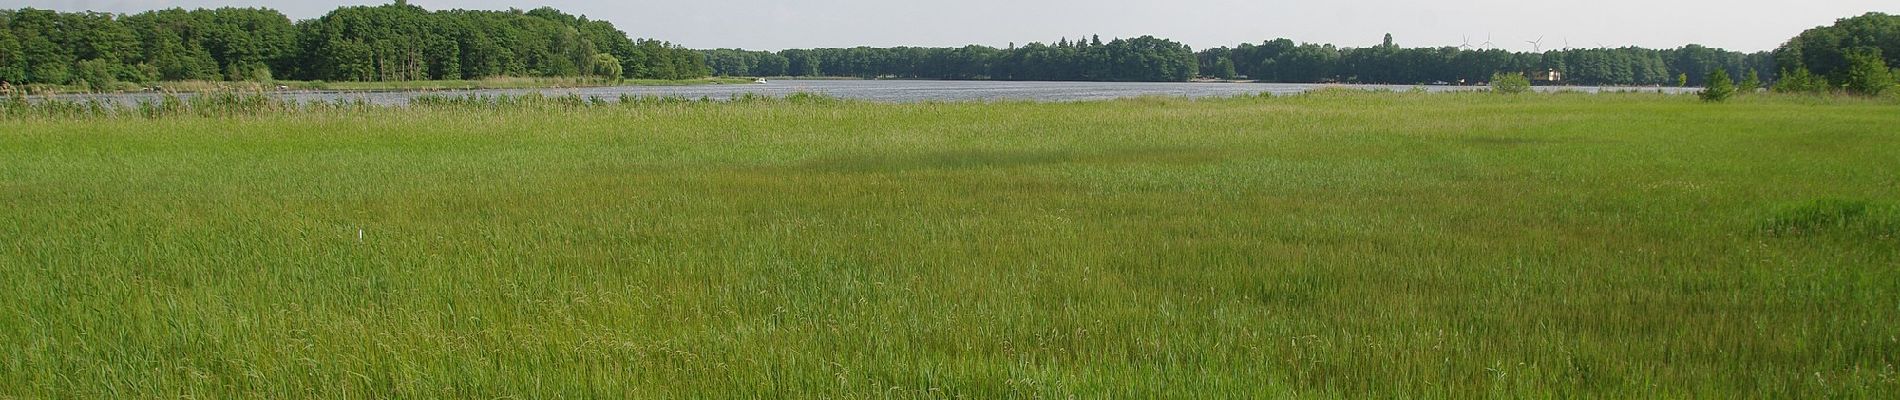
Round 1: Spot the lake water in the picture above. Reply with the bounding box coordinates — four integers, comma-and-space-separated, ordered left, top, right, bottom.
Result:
40, 79, 1700, 105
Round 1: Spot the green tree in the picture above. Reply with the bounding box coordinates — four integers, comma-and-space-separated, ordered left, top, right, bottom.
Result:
72, 58, 117, 91
1490, 72, 1530, 94
703, 49, 752, 76
1676, 73, 1688, 87
197, 8, 296, 81
1737, 69, 1761, 93
67, 12, 138, 67
754, 51, 788, 76
779, 49, 820, 76
1843, 48, 1893, 96
1210, 56, 1236, 80
10, 9, 77, 84
1776, 13, 1899, 84
591, 52, 621, 80
122, 9, 220, 81
1700, 68, 1734, 102
279, 4, 702, 82
1275, 43, 1339, 83
0, 23, 23, 83
1774, 66, 1825, 93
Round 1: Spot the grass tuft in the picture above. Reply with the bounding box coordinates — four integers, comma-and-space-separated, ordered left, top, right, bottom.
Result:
1763, 198, 1900, 239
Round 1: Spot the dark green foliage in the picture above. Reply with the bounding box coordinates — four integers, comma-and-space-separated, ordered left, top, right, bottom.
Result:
1700, 68, 1734, 102
296, 4, 497, 81
1776, 12, 1899, 86
194, 8, 294, 81
591, 53, 622, 80
1774, 66, 1827, 93
627, 39, 711, 79
0, 5, 708, 85
9, 9, 75, 84
1193, 46, 1240, 80
122, 9, 222, 81
780, 49, 820, 77
717, 36, 1199, 82
0, 22, 22, 83
704, 48, 791, 77
1196, 35, 1762, 85
1737, 69, 1761, 93
1209, 56, 1237, 80
704, 49, 753, 77
71, 58, 116, 91
1844, 49, 1894, 96
724, 33, 1765, 85
1490, 72, 1530, 94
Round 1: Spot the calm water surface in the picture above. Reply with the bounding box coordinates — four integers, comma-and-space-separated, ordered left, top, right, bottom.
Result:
44, 79, 1700, 105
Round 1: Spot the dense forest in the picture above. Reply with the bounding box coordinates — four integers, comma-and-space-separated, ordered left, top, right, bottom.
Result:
1200, 37, 1772, 86
707, 34, 1770, 86
707, 13, 1896, 88
0, 3, 709, 89
1776, 12, 1900, 94
707, 36, 1198, 82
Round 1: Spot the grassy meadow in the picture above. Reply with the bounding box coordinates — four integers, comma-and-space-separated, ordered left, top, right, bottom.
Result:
1, 91, 1897, 397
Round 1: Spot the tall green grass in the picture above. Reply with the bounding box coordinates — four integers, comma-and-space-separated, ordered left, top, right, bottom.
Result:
1, 91, 1896, 397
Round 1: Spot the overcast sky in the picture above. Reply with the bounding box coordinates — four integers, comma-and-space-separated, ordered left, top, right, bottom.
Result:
14, 1, 1896, 52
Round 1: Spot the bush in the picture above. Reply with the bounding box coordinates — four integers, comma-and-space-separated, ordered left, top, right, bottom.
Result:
592, 53, 623, 81
1774, 67, 1827, 94
1699, 68, 1734, 102
1737, 70, 1761, 93
29, 62, 71, 86
249, 66, 274, 82
72, 59, 118, 92
1844, 49, 1893, 96
122, 63, 160, 84
1490, 72, 1531, 94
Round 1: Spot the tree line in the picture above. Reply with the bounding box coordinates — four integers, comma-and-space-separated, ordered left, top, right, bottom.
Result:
0, 3, 710, 89
1774, 12, 1899, 95
1201, 36, 1772, 86
707, 35, 1198, 82
706, 13, 1897, 89
707, 34, 1770, 86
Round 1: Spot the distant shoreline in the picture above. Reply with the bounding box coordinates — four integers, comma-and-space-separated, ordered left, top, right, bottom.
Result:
6, 77, 760, 96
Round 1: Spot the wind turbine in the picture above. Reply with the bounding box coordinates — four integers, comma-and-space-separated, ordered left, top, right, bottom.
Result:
1481, 34, 1495, 50
1563, 38, 1572, 51
1526, 36, 1545, 52
1460, 35, 1473, 50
